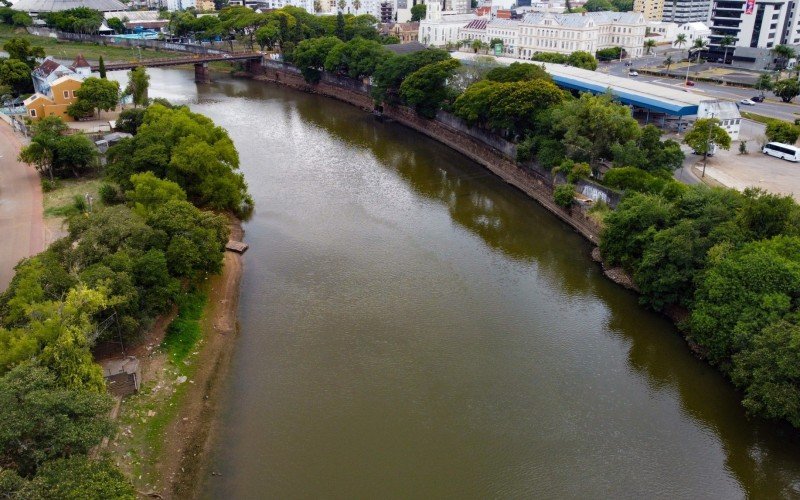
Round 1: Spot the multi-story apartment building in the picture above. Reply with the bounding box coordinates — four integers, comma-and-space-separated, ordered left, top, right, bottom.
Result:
634, 0, 665, 21
662, 0, 713, 23
707, 0, 800, 65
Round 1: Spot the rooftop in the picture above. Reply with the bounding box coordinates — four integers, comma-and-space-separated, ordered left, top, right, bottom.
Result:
14, 0, 127, 12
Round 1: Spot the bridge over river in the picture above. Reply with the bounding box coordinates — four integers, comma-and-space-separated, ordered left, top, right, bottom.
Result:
92, 52, 263, 82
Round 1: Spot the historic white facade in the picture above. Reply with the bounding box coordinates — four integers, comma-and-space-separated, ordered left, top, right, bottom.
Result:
515, 11, 647, 59
419, 0, 481, 45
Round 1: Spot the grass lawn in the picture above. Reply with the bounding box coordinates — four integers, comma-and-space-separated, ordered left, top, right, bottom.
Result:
42, 177, 105, 217
0, 24, 182, 63
741, 111, 781, 125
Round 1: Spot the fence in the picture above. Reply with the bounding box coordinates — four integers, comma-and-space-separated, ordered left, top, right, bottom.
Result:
26, 28, 227, 55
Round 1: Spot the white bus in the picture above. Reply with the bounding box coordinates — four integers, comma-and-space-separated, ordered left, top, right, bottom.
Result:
762, 142, 800, 162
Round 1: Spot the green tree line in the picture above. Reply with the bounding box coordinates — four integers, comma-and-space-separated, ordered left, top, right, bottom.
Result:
4, 101, 251, 495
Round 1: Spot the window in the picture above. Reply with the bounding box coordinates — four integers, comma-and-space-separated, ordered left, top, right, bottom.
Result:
72, 90, 77, 98
29, 109, 36, 117
63, 90, 70, 99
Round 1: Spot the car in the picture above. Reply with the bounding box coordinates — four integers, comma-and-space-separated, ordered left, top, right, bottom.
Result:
740, 98, 756, 106
752, 95, 765, 102
628, 70, 639, 76
685, 80, 696, 86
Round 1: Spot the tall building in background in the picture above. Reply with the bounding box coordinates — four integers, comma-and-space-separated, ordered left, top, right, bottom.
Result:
662, 0, 713, 23
634, 0, 665, 21
707, 0, 800, 65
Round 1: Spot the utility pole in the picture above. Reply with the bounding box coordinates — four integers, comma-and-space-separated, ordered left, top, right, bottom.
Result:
702, 111, 714, 178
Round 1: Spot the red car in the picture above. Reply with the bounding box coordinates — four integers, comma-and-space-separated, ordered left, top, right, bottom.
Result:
685, 80, 696, 87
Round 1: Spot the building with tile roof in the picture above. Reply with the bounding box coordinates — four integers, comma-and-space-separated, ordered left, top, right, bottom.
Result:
31, 55, 92, 96
13, 0, 127, 13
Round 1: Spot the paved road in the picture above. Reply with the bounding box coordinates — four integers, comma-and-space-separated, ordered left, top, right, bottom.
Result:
0, 121, 44, 290
599, 57, 800, 121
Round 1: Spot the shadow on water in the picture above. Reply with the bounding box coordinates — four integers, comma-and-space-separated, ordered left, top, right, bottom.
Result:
195, 78, 800, 497
281, 85, 800, 497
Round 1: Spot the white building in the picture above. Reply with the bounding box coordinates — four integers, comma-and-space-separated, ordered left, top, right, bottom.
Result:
647, 20, 678, 43
674, 21, 710, 46
31, 56, 89, 97
419, 0, 481, 45
516, 11, 646, 59
697, 100, 740, 140
486, 19, 521, 56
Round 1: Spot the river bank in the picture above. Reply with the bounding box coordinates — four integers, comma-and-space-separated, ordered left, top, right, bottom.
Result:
108, 218, 244, 498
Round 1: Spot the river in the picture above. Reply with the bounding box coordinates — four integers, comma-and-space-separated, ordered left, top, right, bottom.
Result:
113, 68, 800, 498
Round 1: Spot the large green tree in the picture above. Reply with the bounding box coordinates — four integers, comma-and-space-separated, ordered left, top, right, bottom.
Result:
293, 35, 344, 83
125, 66, 150, 107
399, 58, 460, 118
683, 117, 731, 155
774, 78, 800, 103
70, 77, 120, 118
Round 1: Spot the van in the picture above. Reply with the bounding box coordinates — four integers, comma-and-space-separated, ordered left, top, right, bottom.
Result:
763, 142, 800, 162
693, 142, 717, 156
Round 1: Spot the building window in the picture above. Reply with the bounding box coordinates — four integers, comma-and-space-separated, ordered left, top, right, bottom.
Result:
63, 90, 70, 99
29, 109, 36, 117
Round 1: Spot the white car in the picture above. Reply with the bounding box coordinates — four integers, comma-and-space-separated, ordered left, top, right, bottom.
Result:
739, 98, 756, 106
628, 70, 639, 76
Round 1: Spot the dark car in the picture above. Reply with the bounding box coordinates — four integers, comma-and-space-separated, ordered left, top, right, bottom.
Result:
685, 80, 696, 86
752, 95, 765, 102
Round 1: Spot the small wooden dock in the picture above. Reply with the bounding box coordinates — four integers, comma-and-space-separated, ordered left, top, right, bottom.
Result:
225, 240, 249, 254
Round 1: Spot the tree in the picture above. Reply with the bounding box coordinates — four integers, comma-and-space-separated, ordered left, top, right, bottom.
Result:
554, 183, 575, 207
553, 92, 640, 164
71, 77, 120, 117
771, 44, 795, 71
293, 35, 343, 83
410, 3, 426, 22
719, 34, 735, 64
692, 37, 707, 64
126, 171, 187, 215
399, 58, 461, 118
774, 78, 800, 103
125, 66, 149, 107
255, 22, 280, 51
106, 16, 125, 33
470, 38, 484, 53
674, 32, 687, 57
485, 62, 551, 82
644, 38, 656, 55
352, 0, 361, 12
683, 117, 731, 156
490, 37, 503, 50
765, 119, 800, 144
335, 11, 345, 39
584, 0, 613, 10
115, 107, 146, 134
324, 37, 388, 79
371, 48, 450, 104
18, 116, 68, 180
23, 457, 135, 499
739, 140, 748, 155
663, 55, 673, 74
0, 58, 33, 94
0, 363, 113, 477
567, 50, 598, 70
756, 73, 773, 97
98, 55, 106, 79
732, 318, 800, 426
2, 37, 44, 69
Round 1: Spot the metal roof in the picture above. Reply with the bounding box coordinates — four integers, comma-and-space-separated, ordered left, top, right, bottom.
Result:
452, 52, 709, 116
14, 0, 127, 12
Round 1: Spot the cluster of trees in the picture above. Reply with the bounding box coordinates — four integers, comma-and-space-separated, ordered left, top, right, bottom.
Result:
105, 103, 253, 215
0, 6, 32, 27
0, 38, 44, 96
600, 183, 800, 426
19, 117, 98, 180
67, 77, 121, 119
529, 50, 599, 71
5, 100, 249, 494
44, 7, 104, 34
168, 6, 386, 54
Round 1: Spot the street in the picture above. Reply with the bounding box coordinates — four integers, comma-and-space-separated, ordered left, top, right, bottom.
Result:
0, 121, 44, 290
599, 53, 800, 122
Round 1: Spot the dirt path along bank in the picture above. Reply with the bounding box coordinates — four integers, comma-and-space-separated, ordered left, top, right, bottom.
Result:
0, 121, 44, 290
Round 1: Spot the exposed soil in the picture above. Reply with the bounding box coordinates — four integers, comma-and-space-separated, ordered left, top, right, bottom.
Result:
160, 217, 244, 499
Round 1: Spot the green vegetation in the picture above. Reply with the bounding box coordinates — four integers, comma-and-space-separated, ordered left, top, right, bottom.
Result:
0, 24, 180, 63
0, 37, 44, 94
683, 117, 732, 155
2, 100, 250, 492
125, 66, 150, 107
554, 183, 576, 207
765, 118, 800, 144
67, 76, 120, 119
19, 117, 98, 180
410, 3, 427, 21
43, 7, 104, 34
161, 291, 206, 365
774, 78, 800, 103
530, 50, 599, 70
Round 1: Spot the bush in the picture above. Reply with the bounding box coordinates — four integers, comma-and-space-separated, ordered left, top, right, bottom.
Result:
98, 183, 121, 205
40, 178, 58, 192
554, 183, 575, 207
516, 136, 536, 162
765, 119, 800, 145
72, 195, 87, 213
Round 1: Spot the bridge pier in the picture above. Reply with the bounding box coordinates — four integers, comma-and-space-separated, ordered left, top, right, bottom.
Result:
246, 57, 264, 76
194, 62, 210, 83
